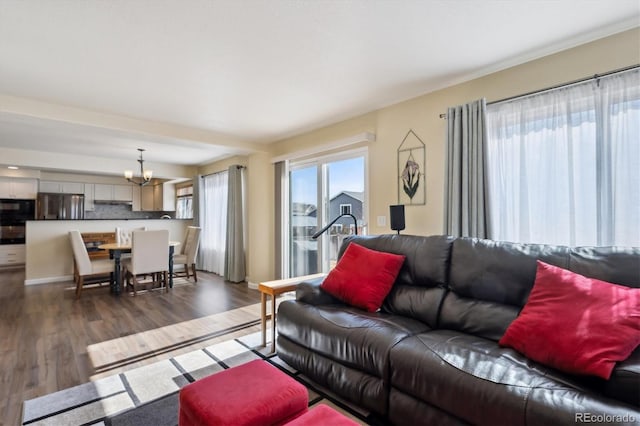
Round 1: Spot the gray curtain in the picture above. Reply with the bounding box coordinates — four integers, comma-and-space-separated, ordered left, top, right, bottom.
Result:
193, 174, 203, 269
274, 161, 285, 279
224, 165, 246, 282
192, 174, 202, 228
444, 98, 489, 238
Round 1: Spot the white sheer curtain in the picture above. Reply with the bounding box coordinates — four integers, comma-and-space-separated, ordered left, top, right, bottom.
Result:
199, 171, 228, 274
486, 69, 640, 247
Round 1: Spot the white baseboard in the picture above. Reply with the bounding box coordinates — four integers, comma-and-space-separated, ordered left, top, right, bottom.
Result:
24, 275, 73, 286
247, 281, 258, 290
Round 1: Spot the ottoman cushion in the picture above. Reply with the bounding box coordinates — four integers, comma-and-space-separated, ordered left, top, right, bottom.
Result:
286, 404, 360, 425
179, 359, 308, 425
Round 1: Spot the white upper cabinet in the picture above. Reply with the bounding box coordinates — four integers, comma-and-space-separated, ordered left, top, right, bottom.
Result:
162, 182, 176, 211
39, 180, 85, 194
0, 178, 38, 199
94, 184, 133, 201
84, 184, 95, 211
113, 185, 133, 201
93, 184, 113, 200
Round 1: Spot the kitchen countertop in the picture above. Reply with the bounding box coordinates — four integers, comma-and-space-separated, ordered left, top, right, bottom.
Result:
27, 218, 192, 221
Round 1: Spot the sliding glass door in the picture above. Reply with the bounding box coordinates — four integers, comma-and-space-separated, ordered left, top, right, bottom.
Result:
289, 164, 319, 276
287, 150, 366, 277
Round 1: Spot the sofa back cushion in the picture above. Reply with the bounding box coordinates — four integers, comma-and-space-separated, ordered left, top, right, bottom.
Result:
321, 242, 406, 312
439, 237, 571, 341
569, 246, 640, 288
338, 234, 453, 328
440, 238, 640, 342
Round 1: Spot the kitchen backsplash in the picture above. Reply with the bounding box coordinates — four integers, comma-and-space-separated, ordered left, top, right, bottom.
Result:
84, 204, 172, 219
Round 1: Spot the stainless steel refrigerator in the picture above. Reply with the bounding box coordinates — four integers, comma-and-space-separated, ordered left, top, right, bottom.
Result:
36, 193, 85, 220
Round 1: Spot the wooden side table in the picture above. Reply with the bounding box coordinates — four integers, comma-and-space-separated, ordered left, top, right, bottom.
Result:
259, 273, 326, 354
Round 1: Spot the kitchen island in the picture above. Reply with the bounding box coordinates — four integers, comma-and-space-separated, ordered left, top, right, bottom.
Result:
24, 219, 190, 285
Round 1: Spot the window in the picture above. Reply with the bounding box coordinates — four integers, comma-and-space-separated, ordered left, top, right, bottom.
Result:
486, 69, 639, 246
176, 185, 193, 219
340, 204, 352, 215
199, 172, 228, 274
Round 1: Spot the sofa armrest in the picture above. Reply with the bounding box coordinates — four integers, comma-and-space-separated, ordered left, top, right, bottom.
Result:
296, 277, 343, 306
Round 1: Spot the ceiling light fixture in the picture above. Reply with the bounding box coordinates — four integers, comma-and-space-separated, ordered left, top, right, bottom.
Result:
7, 166, 19, 170
124, 148, 153, 186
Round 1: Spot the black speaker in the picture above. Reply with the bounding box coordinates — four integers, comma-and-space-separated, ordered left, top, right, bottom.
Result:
390, 205, 405, 234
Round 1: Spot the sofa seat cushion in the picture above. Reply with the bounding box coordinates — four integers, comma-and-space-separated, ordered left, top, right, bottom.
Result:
277, 335, 389, 416
277, 300, 430, 378
389, 330, 640, 425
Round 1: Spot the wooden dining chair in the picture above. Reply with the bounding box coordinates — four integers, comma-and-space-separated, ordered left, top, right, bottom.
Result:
69, 230, 114, 298
122, 229, 170, 295
173, 226, 201, 282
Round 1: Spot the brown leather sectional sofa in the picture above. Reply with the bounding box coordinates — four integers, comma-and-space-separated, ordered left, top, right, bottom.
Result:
277, 234, 640, 425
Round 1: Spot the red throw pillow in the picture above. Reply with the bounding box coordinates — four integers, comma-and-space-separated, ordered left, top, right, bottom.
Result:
320, 242, 405, 312
499, 261, 640, 379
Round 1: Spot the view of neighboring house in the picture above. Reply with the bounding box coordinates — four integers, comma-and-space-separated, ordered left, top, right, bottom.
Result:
329, 191, 364, 231
291, 191, 365, 275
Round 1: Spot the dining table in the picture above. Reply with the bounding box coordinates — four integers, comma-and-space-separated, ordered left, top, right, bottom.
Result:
98, 241, 181, 295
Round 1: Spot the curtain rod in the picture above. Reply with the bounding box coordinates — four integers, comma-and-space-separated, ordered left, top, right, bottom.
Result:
201, 165, 246, 178
488, 64, 639, 106
439, 64, 639, 118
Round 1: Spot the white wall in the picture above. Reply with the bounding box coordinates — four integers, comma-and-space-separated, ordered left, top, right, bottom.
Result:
25, 219, 189, 285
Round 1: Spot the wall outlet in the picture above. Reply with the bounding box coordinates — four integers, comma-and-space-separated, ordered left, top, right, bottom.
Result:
377, 215, 386, 227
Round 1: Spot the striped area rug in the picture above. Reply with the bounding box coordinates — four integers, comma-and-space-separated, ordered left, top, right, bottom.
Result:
22, 331, 379, 426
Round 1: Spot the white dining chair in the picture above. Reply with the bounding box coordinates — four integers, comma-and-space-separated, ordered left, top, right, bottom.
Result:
115, 226, 146, 245
69, 230, 114, 298
173, 226, 201, 282
122, 229, 170, 295
115, 226, 146, 262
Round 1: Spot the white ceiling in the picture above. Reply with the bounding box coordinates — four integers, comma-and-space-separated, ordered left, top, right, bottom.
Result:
0, 0, 638, 168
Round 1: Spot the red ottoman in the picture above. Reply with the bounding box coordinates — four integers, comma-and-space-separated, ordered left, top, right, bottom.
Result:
179, 359, 308, 425
285, 404, 360, 425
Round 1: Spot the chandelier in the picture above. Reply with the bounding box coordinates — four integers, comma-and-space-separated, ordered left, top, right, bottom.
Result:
124, 148, 153, 186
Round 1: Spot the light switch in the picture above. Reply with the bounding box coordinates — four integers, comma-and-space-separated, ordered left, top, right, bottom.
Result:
377, 215, 386, 227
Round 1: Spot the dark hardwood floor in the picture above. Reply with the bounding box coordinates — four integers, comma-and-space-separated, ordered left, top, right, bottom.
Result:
0, 268, 263, 425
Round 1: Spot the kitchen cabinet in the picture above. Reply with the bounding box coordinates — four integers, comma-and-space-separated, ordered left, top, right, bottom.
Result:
0, 178, 38, 199
94, 184, 113, 201
0, 244, 25, 267
131, 185, 141, 211
84, 184, 95, 211
141, 185, 155, 211
162, 182, 176, 211
39, 181, 85, 194
153, 184, 163, 210
140, 183, 175, 211
94, 184, 133, 202
113, 185, 133, 201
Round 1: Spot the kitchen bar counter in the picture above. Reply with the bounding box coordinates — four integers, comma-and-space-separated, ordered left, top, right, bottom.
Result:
24, 219, 190, 285
29, 218, 192, 221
